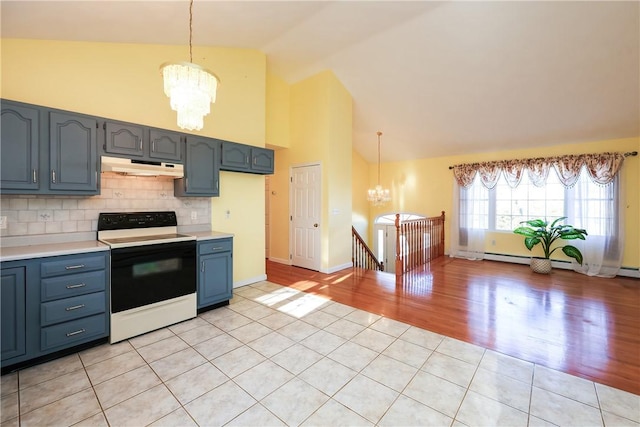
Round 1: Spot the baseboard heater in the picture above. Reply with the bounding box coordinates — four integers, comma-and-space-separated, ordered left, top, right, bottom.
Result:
482, 252, 639, 278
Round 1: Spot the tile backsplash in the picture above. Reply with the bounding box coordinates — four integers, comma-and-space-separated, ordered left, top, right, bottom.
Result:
0, 173, 211, 237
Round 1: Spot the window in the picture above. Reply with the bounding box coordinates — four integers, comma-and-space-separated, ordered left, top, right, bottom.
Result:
494, 170, 564, 231
465, 166, 617, 235
452, 152, 624, 276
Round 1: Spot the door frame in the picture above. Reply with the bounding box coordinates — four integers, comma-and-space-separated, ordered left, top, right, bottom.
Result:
289, 161, 322, 270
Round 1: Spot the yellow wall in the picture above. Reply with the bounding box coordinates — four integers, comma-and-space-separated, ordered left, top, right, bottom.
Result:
268, 70, 353, 272
325, 72, 353, 269
1, 38, 268, 283
373, 137, 640, 269
265, 71, 290, 149
352, 149, 370, 243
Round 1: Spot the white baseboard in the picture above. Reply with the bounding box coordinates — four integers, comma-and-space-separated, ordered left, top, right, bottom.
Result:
321, 262, 353, 274
268, 257, 352, 274
268, 257, 290, 265
233, 274, 267, 289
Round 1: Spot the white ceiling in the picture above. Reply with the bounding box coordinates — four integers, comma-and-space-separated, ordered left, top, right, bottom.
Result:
2, 1, 639, 163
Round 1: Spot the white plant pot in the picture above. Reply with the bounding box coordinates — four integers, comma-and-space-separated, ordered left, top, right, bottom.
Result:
530, 258, 552, 274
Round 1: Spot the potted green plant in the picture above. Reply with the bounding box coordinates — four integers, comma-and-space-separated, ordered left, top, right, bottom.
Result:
513, 217, 587, 274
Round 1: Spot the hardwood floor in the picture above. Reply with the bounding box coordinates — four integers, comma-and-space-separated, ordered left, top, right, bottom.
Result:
266, 257, 640, 395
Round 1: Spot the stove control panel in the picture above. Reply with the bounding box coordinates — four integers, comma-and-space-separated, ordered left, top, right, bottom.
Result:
97, 211, 178, 231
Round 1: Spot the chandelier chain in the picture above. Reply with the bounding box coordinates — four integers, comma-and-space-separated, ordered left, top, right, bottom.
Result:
189, 0, 193, 63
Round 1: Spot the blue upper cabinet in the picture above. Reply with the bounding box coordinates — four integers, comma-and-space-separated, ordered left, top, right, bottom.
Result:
251, 147, 275, 173
149, 129, 182, 162
1, 102, 41, 191
220, 141, 251, 171
220, 141, 274, 175
104, 122, 145, 157
104, 121, 182, 163
49, 112, 99, 194
1, 100, 99, 195
174, 136, 220, 197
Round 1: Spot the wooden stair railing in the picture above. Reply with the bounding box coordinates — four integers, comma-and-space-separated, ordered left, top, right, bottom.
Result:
352, 226, 384, 271
395, 211, 445, 278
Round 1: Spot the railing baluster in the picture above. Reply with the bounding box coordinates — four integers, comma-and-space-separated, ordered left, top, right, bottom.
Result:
351, 226, 384, 271
394, 211, 446, 278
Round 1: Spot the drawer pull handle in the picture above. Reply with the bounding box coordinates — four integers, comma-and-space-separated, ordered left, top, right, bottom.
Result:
211, 247, 223, 250
66, 329, 86, 337
65, 264, 85, 270
66, 283, 86, 289
65, 304, 85, 311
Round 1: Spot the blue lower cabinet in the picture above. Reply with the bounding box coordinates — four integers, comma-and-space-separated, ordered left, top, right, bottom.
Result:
40, 314, 107, 352
197, 238, 233, 309
40, 292, 106, 327
0, 251, 109, 370
1, 267, 27, 361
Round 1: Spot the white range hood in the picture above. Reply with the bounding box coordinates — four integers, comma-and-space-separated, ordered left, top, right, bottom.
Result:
101, 156, 184, 178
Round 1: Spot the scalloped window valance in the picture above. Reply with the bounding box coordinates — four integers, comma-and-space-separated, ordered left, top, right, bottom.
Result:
452, 152, 626, 189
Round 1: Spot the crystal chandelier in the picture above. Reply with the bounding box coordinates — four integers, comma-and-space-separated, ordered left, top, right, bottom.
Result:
160, 0, 219, 131
367, 131, 391, 206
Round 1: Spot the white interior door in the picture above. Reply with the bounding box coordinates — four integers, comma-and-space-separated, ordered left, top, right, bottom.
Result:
384, 225, 397, 273
290, 164, 321, 271
374, 224, 397, 273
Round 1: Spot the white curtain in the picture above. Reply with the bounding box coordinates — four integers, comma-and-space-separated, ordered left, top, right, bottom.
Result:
568, 171, 623, 277
450, 179, 486, 260
451, 152, 626, 276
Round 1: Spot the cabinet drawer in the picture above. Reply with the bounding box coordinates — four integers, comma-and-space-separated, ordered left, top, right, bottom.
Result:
198, 239, 232, 255
40, 254, 106, 278
41, 270, 106, 302
40, 314, 106, 352
40, 292, 106, 327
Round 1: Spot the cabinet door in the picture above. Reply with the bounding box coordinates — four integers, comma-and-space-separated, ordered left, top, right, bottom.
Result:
149, 129, 182, 161
49, 112, 98, 193
175, 137, 219, 197
104, 122, 144, 157
1, 102, 40, 191
1, 267, 27, 361
220, 141, 250, 171
251, 147, 275, 174
198, 251, 232, 309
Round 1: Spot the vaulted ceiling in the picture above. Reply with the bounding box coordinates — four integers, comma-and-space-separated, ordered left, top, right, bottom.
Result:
2, 1, 638, 163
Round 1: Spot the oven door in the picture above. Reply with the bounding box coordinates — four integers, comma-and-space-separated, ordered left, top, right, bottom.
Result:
110, 240, 196, 313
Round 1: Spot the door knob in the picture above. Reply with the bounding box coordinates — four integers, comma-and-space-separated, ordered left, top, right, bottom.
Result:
314, 223, 318, 227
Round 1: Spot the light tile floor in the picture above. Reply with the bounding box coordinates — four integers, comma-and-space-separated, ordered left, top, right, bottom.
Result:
1, 281, 639, 427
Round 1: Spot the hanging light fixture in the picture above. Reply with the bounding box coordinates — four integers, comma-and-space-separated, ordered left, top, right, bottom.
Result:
367, 131, 391, 206
160, 0, 219, 131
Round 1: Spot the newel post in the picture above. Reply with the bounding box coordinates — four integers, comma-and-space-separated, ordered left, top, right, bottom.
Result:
395, 213, 403, 278
441, 210, 446, 256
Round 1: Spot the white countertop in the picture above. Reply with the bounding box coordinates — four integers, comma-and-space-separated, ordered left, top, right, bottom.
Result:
189, 231, 234, 241
0, 240, 110, 262
0, 230, 234, 262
